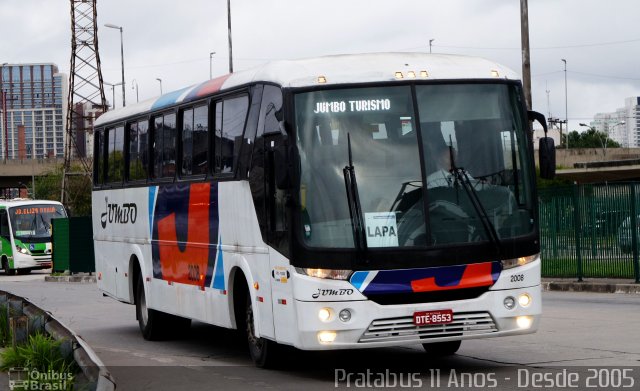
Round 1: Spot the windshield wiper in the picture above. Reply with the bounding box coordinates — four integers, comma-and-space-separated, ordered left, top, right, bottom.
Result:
343, 133, 368, 259
447, 145, 501, 251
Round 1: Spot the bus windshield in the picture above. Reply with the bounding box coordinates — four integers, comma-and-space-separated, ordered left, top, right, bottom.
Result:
9, 204, 66, 241
294, 83, 533, 249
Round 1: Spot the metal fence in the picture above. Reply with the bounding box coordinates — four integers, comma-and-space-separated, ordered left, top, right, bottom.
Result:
539, 183, 640, 282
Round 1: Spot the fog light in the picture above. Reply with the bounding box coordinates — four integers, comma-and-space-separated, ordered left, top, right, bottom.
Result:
318, 331, 336, 344
339, 309, 351, 322
504, 296, 516, 310
518, 293, 532, 308
517, 316, 533, 329
318, 308, 331, 322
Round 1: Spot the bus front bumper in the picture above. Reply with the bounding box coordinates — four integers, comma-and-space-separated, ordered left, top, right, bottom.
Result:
291, 285, 541, 350
12, 252, 52, 270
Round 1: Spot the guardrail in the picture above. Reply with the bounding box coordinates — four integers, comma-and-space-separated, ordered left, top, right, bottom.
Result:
0, 290, 115, 391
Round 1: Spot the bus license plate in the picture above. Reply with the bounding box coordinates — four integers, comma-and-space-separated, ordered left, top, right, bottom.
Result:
413, 310, 453, 326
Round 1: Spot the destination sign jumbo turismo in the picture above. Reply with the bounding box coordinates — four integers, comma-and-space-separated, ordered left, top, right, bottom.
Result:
314, 99, 391, 114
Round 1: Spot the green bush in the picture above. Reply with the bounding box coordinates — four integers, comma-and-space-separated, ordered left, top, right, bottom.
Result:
0, 333, 77, 390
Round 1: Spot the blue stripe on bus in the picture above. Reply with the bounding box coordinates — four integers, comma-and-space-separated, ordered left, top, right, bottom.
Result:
151, 87, 191, 111
350, 271, 369, 291
212, 239, 225, 290
148, 186, 157, 235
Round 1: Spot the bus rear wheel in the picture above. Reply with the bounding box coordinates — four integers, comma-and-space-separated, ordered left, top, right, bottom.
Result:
135, 275, 191, 340
422, 340, 462, 356
245, 293, 279, 368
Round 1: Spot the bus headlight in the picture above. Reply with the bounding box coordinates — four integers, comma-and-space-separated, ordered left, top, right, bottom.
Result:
517, 316, 533, 329
318, 331, 337, 344
504, 296, 516, 310
518, 293, 532, 307
339, 309, 352, 322
16, 245, 29, 254
318, 308, 332, 322
502, 254, 538, 270
296, 268, 352, 280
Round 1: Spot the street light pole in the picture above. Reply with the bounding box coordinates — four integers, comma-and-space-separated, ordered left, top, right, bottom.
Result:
227, 0, 233, 73
209, 51, 216, 79
429, 39, 434, 53
105, 24, 126, 107
104, 82, 122, 110
132, 79, 139, 103
562, 58, 568, 149
156, 78, 163, 95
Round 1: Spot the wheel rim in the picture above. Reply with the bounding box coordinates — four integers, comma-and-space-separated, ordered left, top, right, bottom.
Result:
246, 299, 263, 354
140, 285, 148, 326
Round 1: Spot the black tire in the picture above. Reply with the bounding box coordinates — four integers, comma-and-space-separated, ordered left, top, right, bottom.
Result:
422, 340, 462, 356
135, 275, 191, 340
245, 293, 279, 368
2, 258, 16, 276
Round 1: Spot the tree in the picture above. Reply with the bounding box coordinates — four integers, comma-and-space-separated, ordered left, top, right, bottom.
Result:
35, 164, 92, 216
561, 128, 620, 149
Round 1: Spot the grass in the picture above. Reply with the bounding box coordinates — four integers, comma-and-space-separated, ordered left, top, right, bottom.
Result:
0, 333, 77, 390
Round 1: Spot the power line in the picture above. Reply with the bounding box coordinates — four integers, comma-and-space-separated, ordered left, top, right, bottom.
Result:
419, 37, 640, 51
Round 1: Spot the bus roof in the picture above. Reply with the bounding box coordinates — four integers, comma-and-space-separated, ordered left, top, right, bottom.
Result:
95, 52, 519, 127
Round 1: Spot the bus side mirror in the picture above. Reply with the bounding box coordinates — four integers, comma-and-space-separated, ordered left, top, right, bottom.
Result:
528, 110, 556, 180
539, 137, 556, 179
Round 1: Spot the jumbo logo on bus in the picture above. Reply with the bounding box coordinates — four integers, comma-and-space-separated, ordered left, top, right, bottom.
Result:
100, 197, 138, 229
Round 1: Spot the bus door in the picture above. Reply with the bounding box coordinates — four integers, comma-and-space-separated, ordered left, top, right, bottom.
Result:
263, 132, 297, 342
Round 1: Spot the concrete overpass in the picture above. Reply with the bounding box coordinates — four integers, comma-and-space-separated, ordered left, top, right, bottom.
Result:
0, 159, 64, 196
549, 148, 640, 183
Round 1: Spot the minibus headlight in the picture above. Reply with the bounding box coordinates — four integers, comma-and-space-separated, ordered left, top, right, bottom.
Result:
16, 245, 29, 254
502, 254, 538, 270
296, 268, 352, 280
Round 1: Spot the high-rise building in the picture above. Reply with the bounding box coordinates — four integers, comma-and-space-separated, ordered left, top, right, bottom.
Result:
592, 97, 640, 148
0, 63, 67, 159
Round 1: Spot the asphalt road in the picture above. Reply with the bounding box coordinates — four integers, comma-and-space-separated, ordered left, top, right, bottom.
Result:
2, 270, 640, 390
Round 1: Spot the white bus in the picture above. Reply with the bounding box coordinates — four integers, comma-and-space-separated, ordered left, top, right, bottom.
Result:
92, 53, 551, 367
1, 199, 67, 275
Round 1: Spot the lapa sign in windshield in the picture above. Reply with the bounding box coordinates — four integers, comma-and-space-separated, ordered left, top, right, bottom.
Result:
365, 212, 398, 248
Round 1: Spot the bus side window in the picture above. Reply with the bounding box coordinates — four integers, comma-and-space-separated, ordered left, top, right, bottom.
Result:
94, 129, 104, 185
107, 125, 125, 184
181, 105, 208, 176
128, 119, 149, 181
153, 113, 177, 179
0, 210, 9, 238
214, 95, 249, 175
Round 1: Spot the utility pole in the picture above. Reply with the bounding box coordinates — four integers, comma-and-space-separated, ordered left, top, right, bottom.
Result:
63, 0, 107, 210
548, 117, 567, 147
227, 0, 234, 73
520, 0, 532, 110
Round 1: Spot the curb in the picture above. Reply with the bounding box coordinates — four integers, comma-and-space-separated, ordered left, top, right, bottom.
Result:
0, 290, 115, 391
542, 281, 640, 294
45, 275, 97, 283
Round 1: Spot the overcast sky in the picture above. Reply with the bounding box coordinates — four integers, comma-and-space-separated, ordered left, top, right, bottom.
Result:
1, 0, 638, 132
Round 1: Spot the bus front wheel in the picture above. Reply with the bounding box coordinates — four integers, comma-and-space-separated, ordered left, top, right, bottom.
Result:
2, 258, 16, 276
246, 294, 280, 368
422, 340, 462, 356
